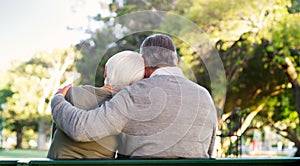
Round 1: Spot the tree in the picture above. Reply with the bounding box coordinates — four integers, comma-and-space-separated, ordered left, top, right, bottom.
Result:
4, 47, 80, 149
176, 0, 300, 156
75, 0, 300, 156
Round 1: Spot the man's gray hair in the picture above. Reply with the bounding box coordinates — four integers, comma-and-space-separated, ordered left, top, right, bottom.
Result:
140, 34, 178, 67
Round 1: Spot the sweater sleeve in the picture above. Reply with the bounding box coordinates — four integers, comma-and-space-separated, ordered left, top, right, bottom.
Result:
65, 86, 103, 110
51, 94, 128, 142
208, 124, 216, 157
207, 103, 217, 158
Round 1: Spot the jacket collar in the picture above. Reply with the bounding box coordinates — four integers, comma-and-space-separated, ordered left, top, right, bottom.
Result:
150, 67, 184, 78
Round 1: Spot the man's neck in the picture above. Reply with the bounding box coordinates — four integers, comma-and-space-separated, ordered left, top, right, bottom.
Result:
150, 66, 184, 78
144, 64, 177, 78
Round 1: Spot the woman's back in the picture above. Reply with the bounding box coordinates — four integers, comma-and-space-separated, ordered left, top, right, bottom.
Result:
47, 50, 144, 159
47, 86, 119, 159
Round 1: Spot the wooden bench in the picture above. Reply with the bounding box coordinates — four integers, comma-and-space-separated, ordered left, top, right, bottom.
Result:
1, 158, 299, 166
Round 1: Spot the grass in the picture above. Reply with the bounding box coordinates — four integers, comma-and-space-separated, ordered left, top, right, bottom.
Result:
0, 149, 47, 158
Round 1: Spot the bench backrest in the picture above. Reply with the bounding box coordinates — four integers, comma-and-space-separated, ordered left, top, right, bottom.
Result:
1, 158, 299, 166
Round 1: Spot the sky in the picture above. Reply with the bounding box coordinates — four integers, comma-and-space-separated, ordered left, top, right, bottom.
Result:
0, 0, 107, 71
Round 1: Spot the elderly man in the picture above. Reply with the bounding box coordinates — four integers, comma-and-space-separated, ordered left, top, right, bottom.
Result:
51, 34, 217, 158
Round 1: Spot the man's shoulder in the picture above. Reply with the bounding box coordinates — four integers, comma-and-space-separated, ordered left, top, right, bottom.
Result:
123, 75, 204, 90
115, 75, 211, 97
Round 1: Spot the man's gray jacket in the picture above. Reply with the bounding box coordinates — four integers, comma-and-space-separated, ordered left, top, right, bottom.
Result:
51, 67, 217, 158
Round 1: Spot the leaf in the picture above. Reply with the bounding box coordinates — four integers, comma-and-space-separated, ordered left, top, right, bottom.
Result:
266, 46, 274, 52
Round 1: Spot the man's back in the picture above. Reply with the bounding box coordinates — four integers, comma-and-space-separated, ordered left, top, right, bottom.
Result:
118, 71, 217, 158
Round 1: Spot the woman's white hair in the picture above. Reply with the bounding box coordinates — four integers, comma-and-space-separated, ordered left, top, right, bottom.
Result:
104, 50, 145, 90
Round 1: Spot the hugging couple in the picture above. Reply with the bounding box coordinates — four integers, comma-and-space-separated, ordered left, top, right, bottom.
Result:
47, 34, 217, 159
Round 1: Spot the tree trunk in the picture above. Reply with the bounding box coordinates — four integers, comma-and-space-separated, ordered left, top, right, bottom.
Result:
285, 127, 300, 157
295, 83, 300, 121
37, 117, 47, 150
272, 126, 300, 157
220, 103, 265, 155
288, 129, 300, 157
15, 124, 23, 149
284, 57, 300, 120
272, 56, 300, 157
35, 49, 77, 150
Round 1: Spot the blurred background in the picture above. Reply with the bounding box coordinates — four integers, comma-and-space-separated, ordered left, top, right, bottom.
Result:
0, 0, 299, 158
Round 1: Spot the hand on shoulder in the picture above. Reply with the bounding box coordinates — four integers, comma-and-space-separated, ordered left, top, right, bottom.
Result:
55, 84, 72, 97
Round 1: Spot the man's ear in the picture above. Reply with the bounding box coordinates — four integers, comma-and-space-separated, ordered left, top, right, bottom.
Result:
104, 66, 107, 78
144, 67, 158, 78
144, 67, 151, 78
142, 57, 149, 78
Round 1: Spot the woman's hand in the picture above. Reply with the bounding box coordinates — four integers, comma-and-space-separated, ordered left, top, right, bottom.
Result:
55, 84, 72, 97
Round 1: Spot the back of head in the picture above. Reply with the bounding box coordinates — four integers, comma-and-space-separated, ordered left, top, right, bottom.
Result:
104, 51, 145, 90
140, 34, 178, 67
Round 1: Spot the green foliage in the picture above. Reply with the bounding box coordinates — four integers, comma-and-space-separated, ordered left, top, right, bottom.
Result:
2, 47, 80, 148
0, 87, 13, 106
263, 88, 298, 123
0, 73, 13, 105
289, 0, 300, 13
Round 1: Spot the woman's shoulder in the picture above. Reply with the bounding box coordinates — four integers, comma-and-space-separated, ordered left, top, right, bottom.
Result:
66, 85, 112, 109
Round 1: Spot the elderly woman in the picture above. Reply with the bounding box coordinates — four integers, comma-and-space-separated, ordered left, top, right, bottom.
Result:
47, 51, 144, 159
